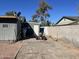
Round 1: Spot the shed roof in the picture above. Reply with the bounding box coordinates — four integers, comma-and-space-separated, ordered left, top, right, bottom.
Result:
0, 16, 17, 19
0, 16, 18, 23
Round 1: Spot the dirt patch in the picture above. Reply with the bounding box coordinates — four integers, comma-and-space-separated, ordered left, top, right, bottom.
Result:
0, 42, 22, 59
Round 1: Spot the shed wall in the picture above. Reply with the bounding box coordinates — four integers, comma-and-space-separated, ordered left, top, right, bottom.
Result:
0, 23, 17, 40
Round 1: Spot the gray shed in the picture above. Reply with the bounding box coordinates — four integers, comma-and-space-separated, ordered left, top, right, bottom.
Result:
0, 16, 21, 42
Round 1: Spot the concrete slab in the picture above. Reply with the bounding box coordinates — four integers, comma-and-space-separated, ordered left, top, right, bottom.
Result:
16, 38, 79, 59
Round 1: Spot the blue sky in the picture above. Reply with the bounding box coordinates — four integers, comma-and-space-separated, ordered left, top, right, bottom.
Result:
0, 0, 79, 23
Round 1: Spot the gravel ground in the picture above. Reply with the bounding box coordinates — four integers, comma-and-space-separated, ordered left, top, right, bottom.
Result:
16, 38, 79, 59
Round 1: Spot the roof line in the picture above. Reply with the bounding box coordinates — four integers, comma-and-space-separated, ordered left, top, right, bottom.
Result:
0, 16, 17, 18
56, 16, 78, 24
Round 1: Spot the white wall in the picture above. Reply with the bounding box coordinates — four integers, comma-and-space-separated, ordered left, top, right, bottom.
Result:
44, 27, 49, 35
0, 23, 17, 40
44, 25, 79, 47
34, 25, 40, 36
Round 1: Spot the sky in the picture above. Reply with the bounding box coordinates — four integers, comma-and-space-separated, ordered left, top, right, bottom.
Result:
0, 0, 79, 23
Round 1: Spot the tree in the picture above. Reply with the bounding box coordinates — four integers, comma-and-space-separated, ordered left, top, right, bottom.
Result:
32, 0, 52, 26
32, 14, 38, 22
18, 16, 26, 23
5, 11, 26, 23
5, 11, 17, 16
5, 11, 21, 17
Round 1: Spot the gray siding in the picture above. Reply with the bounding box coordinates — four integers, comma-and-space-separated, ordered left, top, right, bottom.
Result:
0, 23, 17, 40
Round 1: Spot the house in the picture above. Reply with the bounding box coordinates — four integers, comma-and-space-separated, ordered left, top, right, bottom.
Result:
56, 16, 79, 25
0, 16, 21, 43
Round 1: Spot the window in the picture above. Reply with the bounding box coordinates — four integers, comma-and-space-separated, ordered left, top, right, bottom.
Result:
3, 24, 8, 28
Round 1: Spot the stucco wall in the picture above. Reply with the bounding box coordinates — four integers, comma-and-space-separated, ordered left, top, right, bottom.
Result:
44, 25, 79, 47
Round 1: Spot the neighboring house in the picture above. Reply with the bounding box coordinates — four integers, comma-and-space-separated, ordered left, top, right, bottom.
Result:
0, 16, 21, 42
56, 16, 79, 25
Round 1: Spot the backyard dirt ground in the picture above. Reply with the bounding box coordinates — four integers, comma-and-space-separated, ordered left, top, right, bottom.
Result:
16, 38, 79, 59
0, 42, 22, 59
